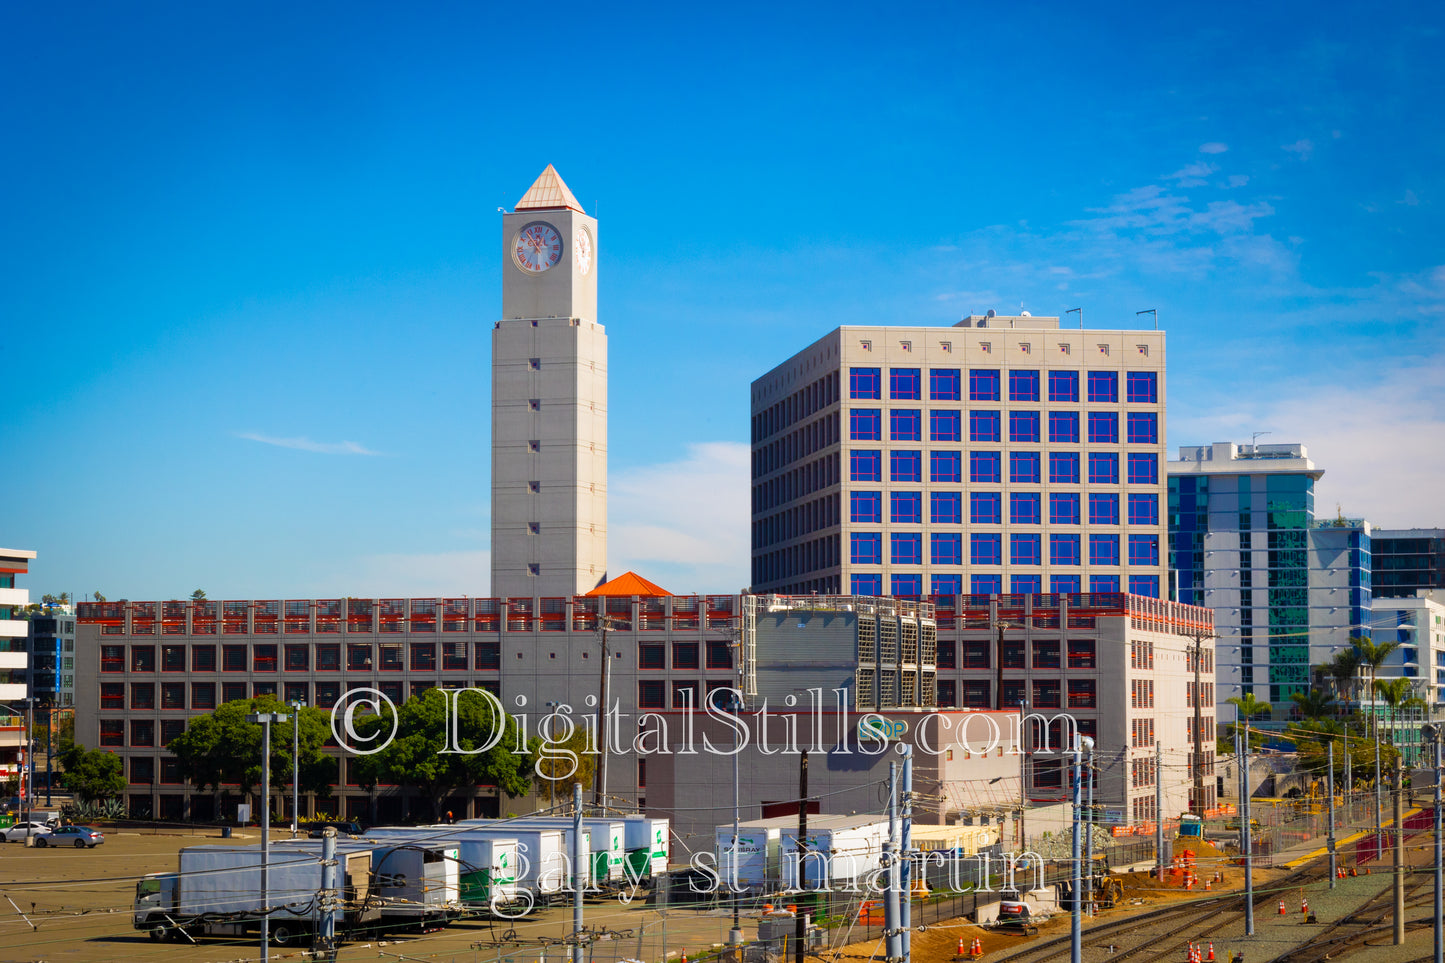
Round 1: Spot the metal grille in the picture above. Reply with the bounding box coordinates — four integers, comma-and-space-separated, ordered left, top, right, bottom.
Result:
855, 668, 876, 708
879, 619, 898, 664
857, 616, 876, 663
901, 620, 918, 665
880, 669, 898, 707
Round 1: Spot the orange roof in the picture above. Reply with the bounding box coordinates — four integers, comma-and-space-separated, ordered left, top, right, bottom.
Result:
584, 571, 672, 597
515, 164, 584, 213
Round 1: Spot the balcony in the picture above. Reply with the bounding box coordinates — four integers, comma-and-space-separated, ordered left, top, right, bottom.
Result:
0, 588, 28, 607
0, 620, 28, 638
0, 652, 27, 670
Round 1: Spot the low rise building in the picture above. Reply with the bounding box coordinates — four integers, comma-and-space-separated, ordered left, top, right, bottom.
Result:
0, 547, 37, 781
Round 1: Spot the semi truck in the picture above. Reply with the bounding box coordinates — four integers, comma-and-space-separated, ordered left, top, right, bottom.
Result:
133, 843, 380, 946
276, 838, 462, 929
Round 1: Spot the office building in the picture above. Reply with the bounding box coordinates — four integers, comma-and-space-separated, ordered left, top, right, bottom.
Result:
493, 166, 608, 598
751, 314, 1168, 598
0, 548, 37, 781
1371, 529, 1445, 599
1369, 590, 1445, 766
1168, 442, 1372, 722
27, 605, 75, 709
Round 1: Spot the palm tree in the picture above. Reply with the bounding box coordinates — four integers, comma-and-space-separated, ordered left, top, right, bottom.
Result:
1290, 688, 1337, 723
1353, 635, 1400, 741
1322, 649, 1362, 706
1373, 678, 1426, 760
1228, 692, 1271, 723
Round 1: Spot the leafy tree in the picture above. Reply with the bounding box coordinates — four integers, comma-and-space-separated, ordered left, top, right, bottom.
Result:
535, 728, 596, 809
52, 712, 75, 759
1372, 678, 1424, 747
190, 589, 207, 601
350, 689, 536, 822
92, 591, 106, 602
1352, 635, 1400, 740
168, 696, 336, 813
58, 745, 126, 803
1321, 649, 1361, 704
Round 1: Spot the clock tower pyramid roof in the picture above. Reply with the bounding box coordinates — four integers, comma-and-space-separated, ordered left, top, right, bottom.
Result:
514, 165, 585, 213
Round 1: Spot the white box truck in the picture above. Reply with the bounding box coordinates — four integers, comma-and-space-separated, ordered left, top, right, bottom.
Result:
133, 843, 380, 946
445, 824, 574, 900
482, 817, 626, 886
276, 838, 462, 928
623, 816, 670, 879
365, 828, 520, 911
779, 816, 887, 890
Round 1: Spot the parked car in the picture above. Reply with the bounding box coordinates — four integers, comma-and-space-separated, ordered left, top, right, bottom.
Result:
2, 822, 53, 842
305, 820, 365, 838
43, 826, 104, 848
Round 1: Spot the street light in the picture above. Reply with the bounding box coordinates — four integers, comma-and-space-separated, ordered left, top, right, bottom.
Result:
1422, 722, 1442, 963
288, 700, 306, 836
247, 710, 289, 963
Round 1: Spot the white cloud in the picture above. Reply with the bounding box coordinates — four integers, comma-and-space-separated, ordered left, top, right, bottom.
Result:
1226, 175, 1250, 189
1200, 142, 1229, 154
609, 441, 750, 594
236, 431, 382, 455
1400, 189, 1420, 207
1168, 162, 1217, 187
1170, 357, 1445, 529
1283, 139, 1315, 159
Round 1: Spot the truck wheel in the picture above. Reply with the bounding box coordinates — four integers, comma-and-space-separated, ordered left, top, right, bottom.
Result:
149, 924, 167, 941
272, 923, 297, 945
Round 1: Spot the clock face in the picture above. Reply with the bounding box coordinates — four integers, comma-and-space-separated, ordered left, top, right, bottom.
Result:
574, 226, 593, 276
514, 222, 563, 273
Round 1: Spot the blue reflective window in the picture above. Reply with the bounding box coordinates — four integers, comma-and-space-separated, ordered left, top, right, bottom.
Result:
852, 573, 883, 595
1011, 574, 1043, 594
1128, 533, 1160, 566
890, 408, 922, 441
892, 573, 923, 597
1128, 575, 1160, 599
971, 532, 1002, 565
1127, 452, 1158, 484
930, 409, 961, 441
1126, 412, 1158, 444
1049, 411, 1079, 443
972, 574, 1003, 595
1050, 492, 1080, 524
851, 532, 882, 565
849, 368, 881, 400
1009, 451, 1041, 484
1088, 452, 1119, 484
850, 449, 882, 481
1089, 492, 1119, 525
1050, 534, 1081, 565
890, 491, 923, 524
1009, 410, 1041, 443
850, 491, 881, 523
931, 533, 963, 566
970, 491, 1001, 524
1089, 534, 1120, 566
970, 450, 1001, 483
890, 368, 922, 400
1087, 411, 1118, 444
1048, 370, 1079, 403
1126, 371, 1157, 404
1087, 371, 1118, 403
1090, 575, 1120, 593
1010, 491, 1041, 524
931, 491, 963, 524
1127, 493, 1159, 525
930, 450, 962, 483
1011, 533, 1042, 565
891, 532, 923, 565
969, 369, 1000, 401
970, 409, 1001, 442
932, 574, 963, 596
850, 408, 881, 440
930, 368, 962, 401
890, 450, 922, 482
1009, 369, 1040, 402
1050, 452, 1080, 484
1052, 575, 1082, 594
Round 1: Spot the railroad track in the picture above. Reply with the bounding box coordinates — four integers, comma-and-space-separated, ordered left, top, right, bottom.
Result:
1261, 868, 1436, 963
991, 858, 1325, 963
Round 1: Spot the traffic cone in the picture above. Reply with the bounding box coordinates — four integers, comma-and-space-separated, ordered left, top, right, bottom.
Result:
957, 939, 966, 958
1301, 897, 1309, 916
1207, 943, 1215, 961
1205, 879, 1212, 891
972, 938, 984, 959
1278, 900, 1286, 915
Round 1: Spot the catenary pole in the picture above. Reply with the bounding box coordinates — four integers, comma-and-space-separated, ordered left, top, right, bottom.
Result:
730, 692, 742, 946
1071, 735, 1086, 963
246, 710, 288, 963
1243, 718, 1254, 936
573, 782, 584, 963
1085, 741, 1094, 915
901, 746, 913, 962
885, 760, 899, 963
594, 620, 613, 810
796, 750, 808, 963
1155, 740, 1165, 881
320, 827, 337, 959
1328, 741, 1337, 888
1395, 754, 1405, 945
1433, 733, 1442, 963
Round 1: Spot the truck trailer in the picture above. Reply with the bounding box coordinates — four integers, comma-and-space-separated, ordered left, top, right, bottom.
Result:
364, 827, 520, 911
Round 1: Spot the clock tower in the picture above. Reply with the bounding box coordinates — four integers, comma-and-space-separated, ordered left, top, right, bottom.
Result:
492, 166, 608, 598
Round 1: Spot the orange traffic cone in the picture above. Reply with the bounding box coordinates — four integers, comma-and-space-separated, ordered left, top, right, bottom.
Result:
1278, 900, 1286, 915
957, 939, 966, 958
1207, 943, 1215, 961
972, 938, 984, 959
1301, 897, 1309, 916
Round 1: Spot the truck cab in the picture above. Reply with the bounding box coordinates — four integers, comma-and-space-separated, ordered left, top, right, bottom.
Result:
134, 874, 178, 938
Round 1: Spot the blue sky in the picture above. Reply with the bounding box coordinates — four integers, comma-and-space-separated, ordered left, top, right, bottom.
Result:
3, 1, 1441, 600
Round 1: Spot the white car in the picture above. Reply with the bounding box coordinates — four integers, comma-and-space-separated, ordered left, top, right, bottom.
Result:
1, 822, 53, 842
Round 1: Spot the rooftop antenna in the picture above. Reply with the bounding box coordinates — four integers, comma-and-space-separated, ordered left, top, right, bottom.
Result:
1250, 431, 1271, 452
1136, 308, 1158, 330
1065, 307, 1082, 330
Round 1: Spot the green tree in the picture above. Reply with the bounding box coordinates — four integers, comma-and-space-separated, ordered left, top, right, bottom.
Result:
53, 712, 75, 759
168, 696, 336, 814
1290, 688, 1336, 722
58, 745, 126, 803
92, 591, 106, 602
1372, 678, 1424, 748
1322, 649, 1361, 705
535, 728, 596, 809
350, 689, 536, 822
1353, 635, 1400, 740
190, 589, 207, 601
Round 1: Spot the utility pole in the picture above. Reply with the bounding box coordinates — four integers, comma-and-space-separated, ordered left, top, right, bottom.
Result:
246, 710, 288, 963
1431, 726, 1442, 963
991, 619, 1013, 710
1084, 740, 1094, 915
797, 750, 809, 963
572, 782, 584, 963
901, 746, 913, 961
319, 827, 338, 962
1071, 735, 1089, 963
1243, 717, 1254, 936
1327, 741, 1337, 889
729, 689, 743, 947
1189, 632, 1208, 815
1155, 740, 1165, 881
885, 760, 900, 963
1395, 754, 1405, 945
593, 617, 617, 810
1376, 735, 1384, 853
290, 701, 305, 836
